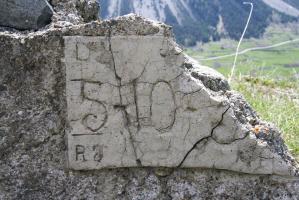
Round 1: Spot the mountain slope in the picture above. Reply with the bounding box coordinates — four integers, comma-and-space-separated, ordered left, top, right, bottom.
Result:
282, 0, 299, 10
262, 0, 299, 17
100, 0, 298, 46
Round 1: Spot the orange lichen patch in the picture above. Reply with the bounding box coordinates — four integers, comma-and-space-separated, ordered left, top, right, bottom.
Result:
252, 125, 261, 134
251, 125, 270, 136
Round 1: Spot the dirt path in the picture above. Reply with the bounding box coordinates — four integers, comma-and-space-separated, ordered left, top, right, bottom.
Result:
198, 38, 299, 61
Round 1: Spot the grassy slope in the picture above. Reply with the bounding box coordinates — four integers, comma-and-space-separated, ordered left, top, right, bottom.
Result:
233, 78, 299, 159
186, 23, 299, 159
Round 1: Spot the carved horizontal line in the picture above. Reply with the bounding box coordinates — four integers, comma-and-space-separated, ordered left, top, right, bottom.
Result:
72, 133, 103, 136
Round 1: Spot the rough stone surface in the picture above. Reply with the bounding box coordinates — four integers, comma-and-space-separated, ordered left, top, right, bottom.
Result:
76, 0, 100, 22
0, 13, 298, 199
0, 0, 54, 30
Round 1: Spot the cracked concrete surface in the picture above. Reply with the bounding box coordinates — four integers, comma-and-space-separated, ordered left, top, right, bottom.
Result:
65, 34, 297, 177
0, 13, 298, 199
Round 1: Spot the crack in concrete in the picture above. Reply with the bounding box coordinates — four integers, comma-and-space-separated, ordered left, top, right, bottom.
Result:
177, 105, 231, 168
108, 28, 141, 166
183, 117, 191, 141
132, 80, 141, 131
211, 130, 251, 145
70, 79, 119, 87
174, 88, 204, 97
120, 133, 127, 166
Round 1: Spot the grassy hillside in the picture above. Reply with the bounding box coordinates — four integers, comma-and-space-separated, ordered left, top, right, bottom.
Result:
186, 23, 299, 159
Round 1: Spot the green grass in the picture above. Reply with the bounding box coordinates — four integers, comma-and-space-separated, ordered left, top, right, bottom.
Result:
186, 43, 299, 80
185, 23, 299, 81
232, 77, 299, 159
186, 23, 299, 159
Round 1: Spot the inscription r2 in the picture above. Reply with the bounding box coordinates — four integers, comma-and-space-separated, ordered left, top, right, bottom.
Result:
75, 144, 104, 162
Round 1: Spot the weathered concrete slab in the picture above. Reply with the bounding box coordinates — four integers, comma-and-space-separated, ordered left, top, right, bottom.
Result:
0, 0, 53, 30
65, 36, 296, 176
1, 13, 298, 199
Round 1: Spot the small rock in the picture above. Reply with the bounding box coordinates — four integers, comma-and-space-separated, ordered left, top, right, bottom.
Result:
0, 0, 54, 30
